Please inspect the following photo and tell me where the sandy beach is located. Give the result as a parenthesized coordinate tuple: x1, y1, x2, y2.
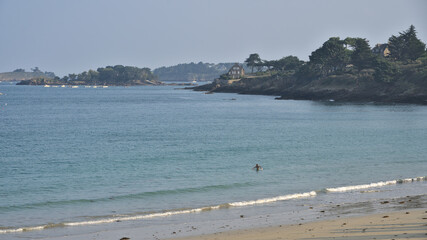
(37, 194, 426, 240)
(169, 209, 427, 240)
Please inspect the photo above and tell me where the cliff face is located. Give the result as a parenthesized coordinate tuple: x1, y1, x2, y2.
(193, 64, 427, 104)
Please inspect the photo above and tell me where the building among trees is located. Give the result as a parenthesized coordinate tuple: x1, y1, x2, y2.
(372, 43, 390, 57)
(228, 63, 245, 79)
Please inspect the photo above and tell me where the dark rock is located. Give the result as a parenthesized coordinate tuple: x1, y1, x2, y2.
(193, 68, 427, 105)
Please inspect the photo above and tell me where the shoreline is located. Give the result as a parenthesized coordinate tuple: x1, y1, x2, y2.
(191, 78, 427, 105)
(2, 178, 424, 235)
(168, 208, 427, 240)
(33, 193, 427, 240)
(193, 86, 427, 105)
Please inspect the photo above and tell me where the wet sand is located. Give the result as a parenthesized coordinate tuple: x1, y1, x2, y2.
(169, 208, 427, 240)
(38, 194, 426, 240)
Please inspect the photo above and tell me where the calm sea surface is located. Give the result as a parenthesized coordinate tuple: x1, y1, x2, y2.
(0, 83, 426, 239)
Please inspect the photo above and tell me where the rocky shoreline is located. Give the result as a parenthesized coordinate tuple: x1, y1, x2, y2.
(192, 72, 427, 105)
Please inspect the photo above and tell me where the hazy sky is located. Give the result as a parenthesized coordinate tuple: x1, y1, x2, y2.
(1, 0, 426, 76)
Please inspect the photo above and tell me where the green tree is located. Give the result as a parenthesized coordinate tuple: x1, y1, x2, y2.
(97, 67, 115, 84)
(68, 73, 77, 81)
(309, 37, 349, 75)
(61, 75, 69, 82)
(245, 53, 262, 73)
(351, 38, 375, 70)
(373, 57, 398, 83)
(87, 69, 99, 84)
(13, 68, 25, 72)
(262, 60, 275, 71)
(388, 25, 426, 61)
(344, 37, 356, 49)
(272, 56, 304, 72)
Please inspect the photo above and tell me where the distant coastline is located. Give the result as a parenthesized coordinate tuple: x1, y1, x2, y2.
(10, 65, 203, 87)
(7, 25, 427, 103)
(192, 64, 427, 105)
(0, 70, 55, 82)
(15, 80, 196, 87)
(193, 25, 427, 105)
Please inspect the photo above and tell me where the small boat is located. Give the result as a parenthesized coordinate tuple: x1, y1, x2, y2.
(71, 86, 79, 88)
(44, 85, 51, 87)
(102, 86, 108, 88)
(61, 85, 66, 87)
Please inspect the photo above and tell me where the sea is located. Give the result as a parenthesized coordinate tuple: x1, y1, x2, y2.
(0, 83, 426, 239)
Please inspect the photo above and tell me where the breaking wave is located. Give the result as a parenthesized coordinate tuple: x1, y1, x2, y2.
(325, 176, 426, 193)
(229, 191, 317, 207)
(1, 176, 425, 234)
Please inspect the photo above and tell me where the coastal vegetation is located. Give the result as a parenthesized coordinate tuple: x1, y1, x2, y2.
(12, 25, 427, 104)
(17, 65, 160, 86)
(0, 67, 55, 81)
(153, 62, 250, 82)
(195, 25, 427, 104)
(244, 53, 262, 73)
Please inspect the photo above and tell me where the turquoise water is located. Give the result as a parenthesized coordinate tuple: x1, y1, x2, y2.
(0, 84, 426, 238)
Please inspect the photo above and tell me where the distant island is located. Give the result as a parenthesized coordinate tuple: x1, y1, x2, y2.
(194, 25, 427, 104)
(0, 67, 55, 82)
(11, 63, 250, 86)
(10, 25, 427, 104)
(153, 62, 250, 82)
(16, 65, 162, 86)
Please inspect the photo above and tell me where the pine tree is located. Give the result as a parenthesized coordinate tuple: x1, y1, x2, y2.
(351, 38, 375, 70)
(245, 53, 262, 73)
(388, 25, 426, 61)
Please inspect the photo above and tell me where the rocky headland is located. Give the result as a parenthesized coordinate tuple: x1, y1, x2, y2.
(194, 26, 427, 104)
(193, 63, 427, 104)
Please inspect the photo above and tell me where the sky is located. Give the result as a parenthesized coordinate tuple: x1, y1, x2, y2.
(0, 0, 426, 77)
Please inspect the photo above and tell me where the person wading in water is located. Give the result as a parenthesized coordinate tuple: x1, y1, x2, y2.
(253, 164, 262, 171)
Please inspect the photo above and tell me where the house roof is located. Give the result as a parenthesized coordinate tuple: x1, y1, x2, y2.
(230, 63, 243, 69)
(373, 43, 389, 52)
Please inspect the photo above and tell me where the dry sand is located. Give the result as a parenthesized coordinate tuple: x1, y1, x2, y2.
(168, 209, 427, 240)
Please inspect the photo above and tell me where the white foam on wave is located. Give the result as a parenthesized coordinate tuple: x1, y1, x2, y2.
(326, 176, 426, 193)
(0, 192, 316, 233)
(65, 206, 218, 226)
(229, 191, 317, 207)
(0, 205, 225, 233)
(0, 225, 45, 234)
(326, 180, 396, 192)
(1, 176, 425, 234)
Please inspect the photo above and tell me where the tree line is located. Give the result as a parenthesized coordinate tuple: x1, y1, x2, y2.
(243, 25, 426, 82)
(12, 67, 56, 78)
(53, 65, 158, 85)
(154, 62, 234, 81)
